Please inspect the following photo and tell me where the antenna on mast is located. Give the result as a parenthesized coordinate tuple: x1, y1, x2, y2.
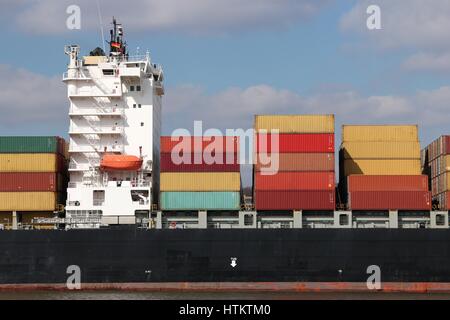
(96, 0, 106, 53)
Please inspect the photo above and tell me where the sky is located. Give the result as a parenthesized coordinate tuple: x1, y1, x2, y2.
(1, 0, 450, 184)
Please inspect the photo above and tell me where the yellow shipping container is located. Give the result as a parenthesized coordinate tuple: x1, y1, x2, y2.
(160, 173, 241, 191)
(255, 115, 334, 133)
(0, 192, 58, 212)
(342, 125, 419, 142)
(343, 159, 421, 176)
(341, 142, 421, 159)
(0, 154, 61, 172)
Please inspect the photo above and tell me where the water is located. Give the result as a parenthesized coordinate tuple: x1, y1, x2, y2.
(0, 291, 449, 300)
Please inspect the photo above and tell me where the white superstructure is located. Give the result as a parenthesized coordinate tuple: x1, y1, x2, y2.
(63, 19, 164, 227)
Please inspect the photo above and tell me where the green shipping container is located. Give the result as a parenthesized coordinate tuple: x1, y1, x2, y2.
(160, 192, 241, 211)
(0, 136, 65, 154)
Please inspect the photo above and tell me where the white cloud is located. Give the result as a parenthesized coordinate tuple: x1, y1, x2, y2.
(340, 0, 450, 73)
(0, 64, 66, 126)
(9, 0, 331, 35)
(340, 0, 450, 50)
(1, 62, 448, 142)
(163, 83, 450, 136)
(402, 52, 450, 72)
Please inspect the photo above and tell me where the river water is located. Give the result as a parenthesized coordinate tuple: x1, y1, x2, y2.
(0, 291, 449, 300)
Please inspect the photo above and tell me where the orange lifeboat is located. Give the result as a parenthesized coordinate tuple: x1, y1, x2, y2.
(100, 155, 143, 171)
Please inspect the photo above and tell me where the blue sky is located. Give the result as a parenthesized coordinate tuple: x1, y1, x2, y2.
(1, 0, 450, 151)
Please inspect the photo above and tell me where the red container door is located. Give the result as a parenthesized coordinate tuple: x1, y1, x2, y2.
(349, 191, 431, 210)
(255, 191, 335, 210)
(347, 175, 429, 192)
(0, 173, 57, 192)
(160, 153, 240, 172)
(161, 136, 239, 153)
(255, 172, 335, 191)
(256, 134, 334, 153)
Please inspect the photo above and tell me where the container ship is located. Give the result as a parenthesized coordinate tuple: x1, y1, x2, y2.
(1, 19, 450, 293)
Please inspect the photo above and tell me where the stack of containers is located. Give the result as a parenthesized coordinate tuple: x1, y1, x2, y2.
(0, 137, 68, 215)
(340, 125, 430, 210)
(253, 115, 335, 210)
(423, 135, 450, 210)
(160, 136, 241, 211)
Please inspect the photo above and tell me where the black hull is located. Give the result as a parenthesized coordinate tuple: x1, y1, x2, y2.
(1, 229, 450, 284)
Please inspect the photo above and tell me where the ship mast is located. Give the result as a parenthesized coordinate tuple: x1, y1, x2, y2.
(108, 17, 127, 61)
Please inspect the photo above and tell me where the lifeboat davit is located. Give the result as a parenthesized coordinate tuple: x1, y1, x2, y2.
(100, 155, 143, 171)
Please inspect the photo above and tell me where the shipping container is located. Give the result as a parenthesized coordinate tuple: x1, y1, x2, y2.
(160, 172, 241, 191)
(0, 136, 66, 155)
(255, 172, 335, 191)
(341, 141, 420, 159)
(161, 136, 239, 154)
(254, 190, 335, 210)
(0, 154, 66, 173)
(160, 153, 239, 172)
(255, 153, 334, 172)
(434, 191, 450, 210)
(0, 192, 63, 211)
(429, 155, 450, 178)
(348, 191, 431, 210)
(0, 173, 66, 192)
(343, 159, 421, 176)
(431, 172, 450, 195)
(254, 115, 334, 133)
(160, 192, 240, 211)
(427, 135, 450, 162)
(342, 125, 419, 142)
(256, 133, 334, 153)
(347, 175, 428, 192)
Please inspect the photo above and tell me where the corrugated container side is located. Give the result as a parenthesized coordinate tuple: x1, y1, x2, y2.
(341, 142, 420, 159)
(0, 136, 65, 154)
(431, 172, 450, 195)
(160, 136, 239, 153)
(430, 155, 450, 178)
(254, 190, 335, 210)
(433, 191, 450, 210)
(160, 153, 239, 172)
(256, 133, 334, 153)
(160, 192, 240, 210)
(348, 191, 431, 210)
(0, 154, 66, 173)
(347, 175, 428, 192)
(254, 115, 334, 133)
(255, 172, 335, 191)
(0, 192, 61, 211)
(160, 172, 241, 191)
(0, 173, 67, 192)
(343, 159, 421, 176)
(255, 153, 334, 172)
(342, 125, 419, 142)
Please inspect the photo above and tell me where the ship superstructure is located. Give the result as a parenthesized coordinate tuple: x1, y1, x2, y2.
(63, 19, 164, 227)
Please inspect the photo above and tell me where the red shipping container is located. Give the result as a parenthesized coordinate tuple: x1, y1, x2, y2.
(434, 191, 450, 210)
(160, 153, 239, 172)
(256, 133, 334, 153)
(254, 190, 335, 210)
(348, 191, 431, 210)
(255, 153, 335, 172)
(347, 175, 428, 192)
(161, 136, 239, 153)
(255, 172, 335, 191)
(0, 173, 62, 192)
